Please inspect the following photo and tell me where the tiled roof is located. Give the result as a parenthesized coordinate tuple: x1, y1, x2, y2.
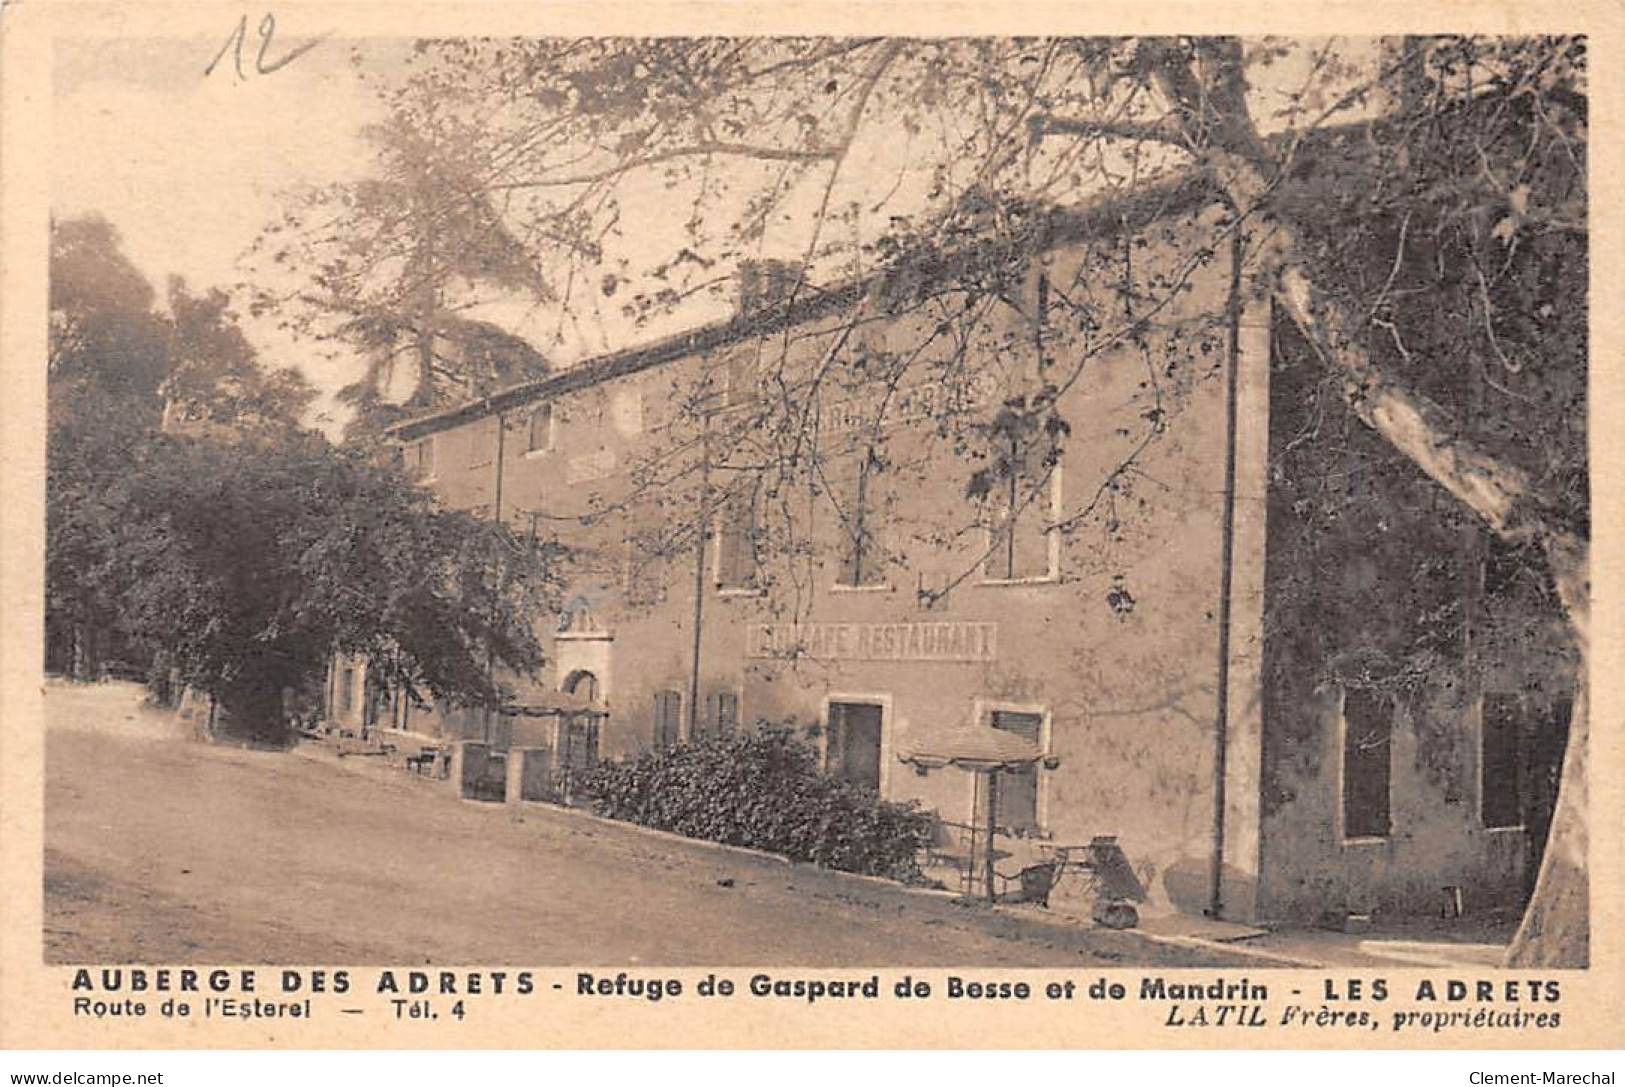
(385, 170, 1214, 442)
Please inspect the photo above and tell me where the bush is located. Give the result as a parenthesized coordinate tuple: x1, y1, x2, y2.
(569, 723, 932, 881)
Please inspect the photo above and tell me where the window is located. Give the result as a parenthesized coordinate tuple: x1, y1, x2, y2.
(612, 388, 643, 435)
(834, 461, 887, 588)
(825, 701, 883, 791)
(983, 438, 1057, 583)
(1483, 536, 1525, 599)
(694, 690, 738, 742)
(337, 667, 355, 715)
(527, 404, 554, 453)
(558, 714, 600, 771)
(1342, 689, 1392, 839)
(564, 670, 600, 704)
(653, 689, 682, 750)
(989, 710, 1043, 835)
(714, 690, 739, 736)
(1481, 694, 1525, 830)
(406, 438, 435, 481)
(1482, 535, 1554, 606)
(716, 485, 760, 592)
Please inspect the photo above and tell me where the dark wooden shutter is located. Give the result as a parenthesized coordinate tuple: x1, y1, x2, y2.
(1481, 694, 1524, 830)
(695, 693, 714, 742)
(1342, 690, 1392, 838)
(654, 690, 681, 750)
(716, 691, 739, 736)
(990, 711, 1042, 834)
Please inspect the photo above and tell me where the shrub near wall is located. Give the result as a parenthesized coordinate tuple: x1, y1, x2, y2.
(570, 724, 932, 881)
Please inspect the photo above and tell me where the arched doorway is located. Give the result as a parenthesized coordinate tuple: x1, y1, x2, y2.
(559, 670, 603, 773)
(563, 669, 600, 704)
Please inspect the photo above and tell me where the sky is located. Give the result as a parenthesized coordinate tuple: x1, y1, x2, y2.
(51, 31, 823, 428)
(52, 31, 395, 427)
(51, 34, 1377, 434)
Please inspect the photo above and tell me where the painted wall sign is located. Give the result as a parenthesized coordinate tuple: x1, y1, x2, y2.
(746, 621, 997, 662)
(819, 371, 1002, 438)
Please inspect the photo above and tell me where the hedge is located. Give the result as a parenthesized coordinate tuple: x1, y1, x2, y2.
(568, 724, 932, 881)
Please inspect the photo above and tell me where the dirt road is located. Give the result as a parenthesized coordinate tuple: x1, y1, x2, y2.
(44, 682, 1244, 966)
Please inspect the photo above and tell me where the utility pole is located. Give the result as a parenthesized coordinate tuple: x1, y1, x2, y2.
(483, 411, 507, 745)
(687, 407, 711, 742)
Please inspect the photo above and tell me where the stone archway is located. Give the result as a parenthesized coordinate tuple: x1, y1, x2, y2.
(563, 669, 600, 704)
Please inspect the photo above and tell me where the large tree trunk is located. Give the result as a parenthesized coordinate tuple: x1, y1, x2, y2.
(214, 669, 293, 747)
(1507, 531, 1591, 966)
(1507, 677, 1588, 966)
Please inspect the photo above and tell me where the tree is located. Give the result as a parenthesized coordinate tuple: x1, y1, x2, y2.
(48, 215, 171, 429)
(162, 277, 317, 436)
(246, 106, 552, 440)
(47, 216, 321, 678)
(90, 430, 560, 742)
(319, 36, 1587, 962)
(48, 214, 560, 738)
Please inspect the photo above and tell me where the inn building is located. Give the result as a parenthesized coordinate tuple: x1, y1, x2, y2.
(331, 177, 1576, 928)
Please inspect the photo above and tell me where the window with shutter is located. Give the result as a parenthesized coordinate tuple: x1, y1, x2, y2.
(406, 438, 435, 481)
(653, 690, 682, 750)
(716, 691, 739, 736)
(560, 715, 600, 770)
(716, 485, 760, 592)
(1481, 694, 1525, 830)
(989, 710, 1042, 834)
(834, 463, 887, 588)
(695, 694, 713, 742)
(983, 437, 1057, 583)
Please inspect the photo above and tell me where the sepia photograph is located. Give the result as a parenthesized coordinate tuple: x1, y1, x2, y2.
(5, 8, 1614, 1054)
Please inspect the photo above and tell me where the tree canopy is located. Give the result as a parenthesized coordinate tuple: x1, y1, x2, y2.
(47, 215, 561, 739)
(246, 109, 553, 439)
(103, 431, 559, 741)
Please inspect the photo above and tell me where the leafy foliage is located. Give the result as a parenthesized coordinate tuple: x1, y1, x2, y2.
(74, 430, 560, 739)
(247, 109, 552, 438)
(47, 216, 561, 736)
(571, 724, 932, 880)
(46, 216, 316, 677)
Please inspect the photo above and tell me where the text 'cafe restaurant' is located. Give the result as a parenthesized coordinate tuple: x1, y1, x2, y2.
(745, 622, 999, 665)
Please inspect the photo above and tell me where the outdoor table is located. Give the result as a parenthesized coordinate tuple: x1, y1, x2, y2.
(897, 722, 1059, 903)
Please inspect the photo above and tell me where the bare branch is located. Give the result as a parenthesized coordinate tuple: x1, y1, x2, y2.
(487, 141, 840, 191)
(1027, 113, 1186, 148)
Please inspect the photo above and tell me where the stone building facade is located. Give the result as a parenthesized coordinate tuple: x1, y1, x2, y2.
(335, 183, 1575, 927)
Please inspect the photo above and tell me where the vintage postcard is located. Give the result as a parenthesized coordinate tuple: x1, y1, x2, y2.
(1, 0, 1621, 1051)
